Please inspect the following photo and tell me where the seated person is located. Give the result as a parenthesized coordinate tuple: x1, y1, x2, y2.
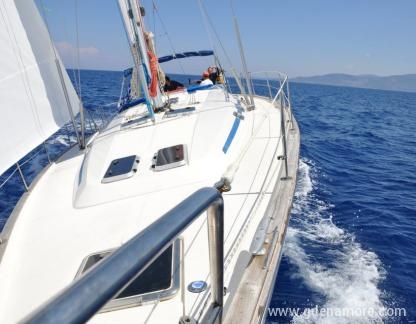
(200, 71, 214, 86)
(208, 66, 218, 84)
(164, 76, 184, 92)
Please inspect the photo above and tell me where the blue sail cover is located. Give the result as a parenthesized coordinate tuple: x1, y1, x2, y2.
(158, 50, 214, 63)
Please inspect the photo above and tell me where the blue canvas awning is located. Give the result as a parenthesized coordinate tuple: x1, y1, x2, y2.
(158, 50, 214, 63)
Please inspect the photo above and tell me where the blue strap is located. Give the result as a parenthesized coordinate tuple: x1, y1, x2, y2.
(222, 117, 241, 153)
(119, 97, 146, 112)
(142, 63, 151, 84)
(186, 84, 213, 93)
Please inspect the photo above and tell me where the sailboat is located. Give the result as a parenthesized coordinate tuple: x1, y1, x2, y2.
(0, 0, 300, 323)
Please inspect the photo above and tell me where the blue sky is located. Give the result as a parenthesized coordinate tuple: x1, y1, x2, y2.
(36, 0, 416, 77)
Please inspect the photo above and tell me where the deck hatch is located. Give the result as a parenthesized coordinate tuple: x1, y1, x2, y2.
(76, 240, 181, 311)
(153, 144, 187, 171)
(102, 155, 139, 183)
(164, 106, 195, 118)
(121, 115, 150, 128)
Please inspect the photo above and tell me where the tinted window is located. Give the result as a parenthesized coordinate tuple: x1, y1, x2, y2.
(116, 245, 173, 298)
(80, 245, 173, 299)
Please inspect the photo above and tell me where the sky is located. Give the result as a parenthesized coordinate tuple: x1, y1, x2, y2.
(36, 0, 416, 77)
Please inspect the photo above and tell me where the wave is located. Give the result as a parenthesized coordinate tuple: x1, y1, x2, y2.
(48, 134, 77, 147)
(285, 159, 386, 324)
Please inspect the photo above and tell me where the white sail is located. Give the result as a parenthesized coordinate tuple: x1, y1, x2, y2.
(0, 0, 80, 176)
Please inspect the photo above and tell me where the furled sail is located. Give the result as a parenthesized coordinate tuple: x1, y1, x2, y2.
(0, 0, 80, 176)
(117, 0, 165, 113)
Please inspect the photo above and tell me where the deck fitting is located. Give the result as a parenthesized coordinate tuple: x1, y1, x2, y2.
(214, 178, 231, 193)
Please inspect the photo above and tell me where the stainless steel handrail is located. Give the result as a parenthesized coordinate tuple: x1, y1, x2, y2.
(249, 71, 293, 179)
(24, 187, 224, 324)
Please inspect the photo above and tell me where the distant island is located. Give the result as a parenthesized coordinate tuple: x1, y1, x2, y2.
(292, 73, 416, 93)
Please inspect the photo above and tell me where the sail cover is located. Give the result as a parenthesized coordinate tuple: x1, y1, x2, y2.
(0, 0, 80, 176)
(158, 50, 214, 63)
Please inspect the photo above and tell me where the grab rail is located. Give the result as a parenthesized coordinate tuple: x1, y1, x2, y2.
(24, 187, 224, 324)
(250, 71, 293, 179)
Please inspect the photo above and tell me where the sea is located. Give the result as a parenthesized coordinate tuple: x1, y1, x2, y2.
(0, 70, 415, 324)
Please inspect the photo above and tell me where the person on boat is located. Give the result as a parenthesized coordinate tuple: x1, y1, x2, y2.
(200, 71, 214, 86)
(208, 66, 218, 84)
(164, 76, 184, 92)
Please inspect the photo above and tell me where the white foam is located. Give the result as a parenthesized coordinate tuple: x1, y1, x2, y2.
(295, 159, 314, 199)
(49, 134, 76, 146)
(284, 159, 386, 324)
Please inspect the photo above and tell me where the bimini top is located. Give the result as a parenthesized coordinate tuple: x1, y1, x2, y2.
(158, 50, 214, 63)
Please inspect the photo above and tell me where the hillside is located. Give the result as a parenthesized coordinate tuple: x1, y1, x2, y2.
(292, 73, 416, 93)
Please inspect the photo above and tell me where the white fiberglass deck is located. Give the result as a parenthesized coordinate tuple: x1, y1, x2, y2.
(0, 86, 295, 323)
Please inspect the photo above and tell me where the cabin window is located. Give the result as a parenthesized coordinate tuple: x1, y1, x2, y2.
(152, 144, 188, 171)
(101, 155, 140, 183)
(76, 240, 180, 311)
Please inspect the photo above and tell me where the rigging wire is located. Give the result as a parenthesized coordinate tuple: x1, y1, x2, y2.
(151, 0, 186, 74)
(196, 0, 235, 71)
(72, 0, 85, 148)
(229, 0, 255, 106)
(196, 0, 215, 56)
(39, 1, 80, 97)
(38, 0, 84, 147)
(74, 0, 82, 101)
(195, 0, 247, 96)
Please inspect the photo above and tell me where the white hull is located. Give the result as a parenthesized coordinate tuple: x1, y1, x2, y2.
(0, 85, 299, 323)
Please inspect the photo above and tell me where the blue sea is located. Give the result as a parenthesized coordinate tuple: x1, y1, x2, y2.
(0, 71, 415, 323)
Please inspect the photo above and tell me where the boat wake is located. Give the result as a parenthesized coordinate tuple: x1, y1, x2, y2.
(48, 134, 76, 147)
(285, 159, 386, 324)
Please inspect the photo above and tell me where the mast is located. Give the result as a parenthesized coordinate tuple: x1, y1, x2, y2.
(132, 2, 165, 110)
(117, 0, 165, 121)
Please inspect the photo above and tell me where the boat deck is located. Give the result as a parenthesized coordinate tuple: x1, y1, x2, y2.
(0, 85, 299, 323)
(224, 118, 300, 323)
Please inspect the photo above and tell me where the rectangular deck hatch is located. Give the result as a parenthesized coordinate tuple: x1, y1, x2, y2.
(153, 144, 187, 171)
(76, 240, 180, 311)
(164, 106, 195, 118)
(102, 155, 139, 183)
(121, 115, 150, 128)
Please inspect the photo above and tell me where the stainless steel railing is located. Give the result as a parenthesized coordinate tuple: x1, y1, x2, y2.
(250, 71, 293, 179)
(250, 71, 292, 110)
(24, 187, 224, 324)
(0, 102, 118, 234)
(0, 103, 117, 215)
